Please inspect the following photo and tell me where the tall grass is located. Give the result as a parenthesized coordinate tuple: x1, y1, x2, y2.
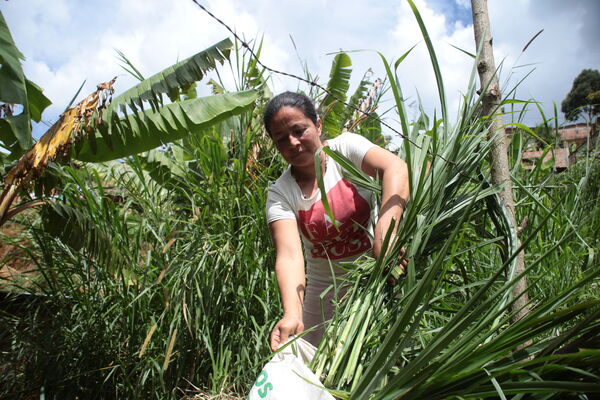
(1, 150, 274, 399)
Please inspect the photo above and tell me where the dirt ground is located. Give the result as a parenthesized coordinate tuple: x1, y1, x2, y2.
(184, 393, 244, 400)
(0, 222, 37, 289)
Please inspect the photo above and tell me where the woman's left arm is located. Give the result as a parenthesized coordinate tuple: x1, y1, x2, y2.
(361, 146, 409, 258)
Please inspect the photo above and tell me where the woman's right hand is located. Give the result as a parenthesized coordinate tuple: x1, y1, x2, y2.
(270, 314, 304, 352)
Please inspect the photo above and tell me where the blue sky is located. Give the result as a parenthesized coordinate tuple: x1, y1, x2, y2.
(2, 0, 599, 141)
(427, 0, 472, 31)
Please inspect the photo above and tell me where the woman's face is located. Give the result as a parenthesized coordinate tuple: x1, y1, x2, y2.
(268, 106, 323, 170)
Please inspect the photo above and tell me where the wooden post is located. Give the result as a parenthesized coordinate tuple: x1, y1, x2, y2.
(471, 0, 531, 323)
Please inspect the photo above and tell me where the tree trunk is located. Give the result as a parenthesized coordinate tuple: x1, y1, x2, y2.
(471, 0, 531, 323)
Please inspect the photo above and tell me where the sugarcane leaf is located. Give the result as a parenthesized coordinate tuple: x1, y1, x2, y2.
(394, 43, 418, 70)
(64, 79, 86, 112)
(315, 146, 338, 230)
(115, 48, 145, 82)
(352, 188, 483, 399)
(377, 51, 413, 185)
(321, 146, 380, 194)
(406, 0, 448, 126)
(449, 43, 476, 59)
(508, 122, 550, 147)
(401, 237, 597, 397)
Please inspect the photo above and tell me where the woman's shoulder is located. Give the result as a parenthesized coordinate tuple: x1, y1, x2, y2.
(327, 132, 376, 154)
(327, 132, 369, 148)
(325, 132, 377, 168)
(326, 131, 351, 146)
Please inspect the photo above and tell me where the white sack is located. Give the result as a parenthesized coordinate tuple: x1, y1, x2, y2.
(248, 337, 334, 400)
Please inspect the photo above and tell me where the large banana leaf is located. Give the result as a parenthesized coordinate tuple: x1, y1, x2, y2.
(135, 148, 188, 191)
(0, 11, 26, 106)
(320, 53, 352, 137)
(0, 11, 51, 159)
(74, 89, 259, 162)
(340, 75, 369, 127)
(320, 54, 385, 144)
(104, 38, 233, 120)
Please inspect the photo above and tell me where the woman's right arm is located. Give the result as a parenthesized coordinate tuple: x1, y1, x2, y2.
(269, 219, 306, 351)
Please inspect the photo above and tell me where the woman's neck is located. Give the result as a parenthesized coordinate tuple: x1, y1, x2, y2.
(291, 140, 328, 181)
(291, 164, 316, 182)
(292, 152, 327, 183)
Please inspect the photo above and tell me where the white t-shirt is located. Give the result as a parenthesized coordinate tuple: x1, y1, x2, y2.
(266, 132, 378, 344)
(266, 132, 377, 286)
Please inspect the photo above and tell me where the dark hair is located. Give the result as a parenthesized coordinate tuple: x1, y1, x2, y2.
(263, 91, 318, 135)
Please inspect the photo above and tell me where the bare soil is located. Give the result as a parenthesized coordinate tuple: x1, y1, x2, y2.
(0, 222, 37, 290)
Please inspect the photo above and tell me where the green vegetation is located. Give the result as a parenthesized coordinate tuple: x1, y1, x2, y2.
(1, 3, 599, 400)
(561, 68, 600, 122)
(0, 12, 51, 162)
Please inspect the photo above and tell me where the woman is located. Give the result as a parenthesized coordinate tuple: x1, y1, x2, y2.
(264, 91, 409, 351)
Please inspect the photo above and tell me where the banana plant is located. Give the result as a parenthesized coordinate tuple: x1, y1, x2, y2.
(0, 33, 260, 226)
(318, 52, 386, 145)
(119, 37, 272, 196)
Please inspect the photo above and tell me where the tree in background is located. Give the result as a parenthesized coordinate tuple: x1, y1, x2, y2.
(587, 89, 600, 118)
(561, 68, 600, 122)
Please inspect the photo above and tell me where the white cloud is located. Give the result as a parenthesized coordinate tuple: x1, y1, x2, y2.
(486, 0, 600, 124)
(2, 0, 598, 139)
(383, 0, 474, 126)
(2, 0, 291, 136)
